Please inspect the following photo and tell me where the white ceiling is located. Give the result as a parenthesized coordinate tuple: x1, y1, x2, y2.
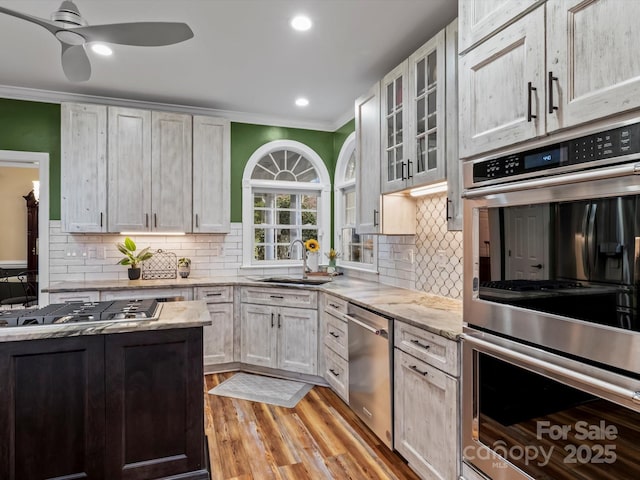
(0, 0, 457, 131)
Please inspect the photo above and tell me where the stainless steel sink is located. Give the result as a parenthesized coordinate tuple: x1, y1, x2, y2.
(257, 276, 332, 286)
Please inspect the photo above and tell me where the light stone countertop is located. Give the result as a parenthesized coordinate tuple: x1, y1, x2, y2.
(46, 275, 463, 340)
(0, 300, 211, 343)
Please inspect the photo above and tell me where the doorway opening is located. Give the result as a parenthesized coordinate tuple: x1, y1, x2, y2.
(0, 150, 50, 306)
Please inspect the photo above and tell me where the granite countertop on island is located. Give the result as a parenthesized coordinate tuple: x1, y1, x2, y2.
(0, 300, 212, 343)
(46, 275, 463, 340)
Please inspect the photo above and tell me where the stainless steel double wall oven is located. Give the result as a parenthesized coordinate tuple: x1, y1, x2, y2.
(462, 119, 640, 480)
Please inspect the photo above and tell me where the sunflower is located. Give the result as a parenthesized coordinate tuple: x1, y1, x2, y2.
(304, 239, 320, 252)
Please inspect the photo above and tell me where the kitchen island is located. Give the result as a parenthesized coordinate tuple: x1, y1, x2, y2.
(0, 301, 211, 480)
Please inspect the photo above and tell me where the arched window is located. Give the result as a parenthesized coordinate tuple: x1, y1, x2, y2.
(242, 140, 331, 266)
(334, 132, 377, 271)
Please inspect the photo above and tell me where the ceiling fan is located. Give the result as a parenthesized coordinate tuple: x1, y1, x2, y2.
(0, 1, 194, 82)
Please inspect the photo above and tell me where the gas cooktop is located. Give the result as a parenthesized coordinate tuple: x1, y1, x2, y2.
(0, 299, 161, 328)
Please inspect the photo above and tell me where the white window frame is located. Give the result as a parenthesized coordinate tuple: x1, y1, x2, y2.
(242, 140, 331, 267)
(334, 132, 378, 272)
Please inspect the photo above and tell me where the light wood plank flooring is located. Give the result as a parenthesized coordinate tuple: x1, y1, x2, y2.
(204, 372, 420, 480)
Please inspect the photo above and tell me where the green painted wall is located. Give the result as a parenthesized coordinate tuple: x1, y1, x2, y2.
(230, 122, 335, 222)
(0, 99, 61, 219)
(332, 118, 356, 166)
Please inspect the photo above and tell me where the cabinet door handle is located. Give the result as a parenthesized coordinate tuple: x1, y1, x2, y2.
(407, 159, 413, 179)
(277, 313, 281, 328)
(373, 209, 379, 227)
(401, 161, 406, 181)
(446, 197, 452, 221)
(270, 295, 284, 299)
(527, 82, 537, 122)
(154, 213, 157, 228)
(548, 71, 559, 114)
(145, 213, 149, 228)
(329, 368, 340, 377)
(329, 331, 340, 338)
(410, 339, 431, 350)
(409, 365, 428, 376)
(100, 212, 103, 228)
(271, 312, 274, 328)
(195, 213, 199, 228)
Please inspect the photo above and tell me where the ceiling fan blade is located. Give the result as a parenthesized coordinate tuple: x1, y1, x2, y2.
(0, 6, 59, 35)
(61, 43, 91, 82)
(74, 22, 194, 47)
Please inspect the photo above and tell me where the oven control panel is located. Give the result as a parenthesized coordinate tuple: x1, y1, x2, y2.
(473, 123, 640, 182)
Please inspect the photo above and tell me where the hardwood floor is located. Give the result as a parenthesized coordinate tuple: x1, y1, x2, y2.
(204, 373, 420, 480)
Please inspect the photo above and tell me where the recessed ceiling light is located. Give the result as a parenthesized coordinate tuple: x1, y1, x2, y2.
(291, 15, 312, 32)
(91, 43, 113, 56)
(295, 97, 309, 107)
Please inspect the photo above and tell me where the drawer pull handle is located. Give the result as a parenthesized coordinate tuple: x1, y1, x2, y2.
(329, 331, 340, 338)
(409, 365, 428, 376)
(206, 293, 223, 297)
(329, 368, 340, 377)
(410, 339, 431, 350)
(329, 303, 341, 309)
(270, 295, 284, 299)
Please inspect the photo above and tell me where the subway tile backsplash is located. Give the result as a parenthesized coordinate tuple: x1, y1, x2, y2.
(49, 193, 463, 300)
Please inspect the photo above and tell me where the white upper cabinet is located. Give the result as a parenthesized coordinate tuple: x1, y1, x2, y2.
(546, 0, 640, 131)
(381, 30, 446, 194)
(381, 61, 409, 193)
(355, 82, 382, 234)
(459, 0, 541, 53)
(61, 103, 107, 232)
(108, 108, 192, 233)
(107, 107, 152, 232)
(192, 116, 230, 233)
(460, 0, 640, 158)
(459, 7, 546, 158)
(151, 111, 192, 232)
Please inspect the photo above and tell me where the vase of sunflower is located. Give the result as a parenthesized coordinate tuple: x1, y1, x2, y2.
(326, 248, 341, 269)
(304, 239, 320, 272)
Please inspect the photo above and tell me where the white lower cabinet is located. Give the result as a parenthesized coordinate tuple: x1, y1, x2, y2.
(394, 320, 460, 480)
(240, 301, 318, 375)
(319, 293, 349, 402)
(195, 286, 234, 366)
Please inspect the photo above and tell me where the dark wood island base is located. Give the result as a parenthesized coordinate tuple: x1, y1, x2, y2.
(0, 327, 209, 480)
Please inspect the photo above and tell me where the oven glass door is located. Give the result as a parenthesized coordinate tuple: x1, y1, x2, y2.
(463, 333, 640, 480)
(475, 194, 639, 332)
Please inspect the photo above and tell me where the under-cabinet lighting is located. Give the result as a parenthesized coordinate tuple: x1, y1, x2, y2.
(120, 232, 186, 236)
(409, 181, 448, 197)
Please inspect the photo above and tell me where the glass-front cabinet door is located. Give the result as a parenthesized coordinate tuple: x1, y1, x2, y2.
(409, 29, 446, 186)
(381, 61, 409, 194)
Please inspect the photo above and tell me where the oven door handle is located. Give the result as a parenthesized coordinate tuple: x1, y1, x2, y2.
(463, 334, 640, 405)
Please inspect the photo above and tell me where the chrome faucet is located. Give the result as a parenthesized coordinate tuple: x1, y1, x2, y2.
(289, 239, 308, 279)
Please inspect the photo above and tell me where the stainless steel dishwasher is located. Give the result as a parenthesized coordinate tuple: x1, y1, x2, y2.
(346, 303, 393, 449)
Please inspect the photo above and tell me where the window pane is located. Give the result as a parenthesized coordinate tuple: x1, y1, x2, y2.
(427, 51, 437, 87)
(416, 97, 425, 134)
(276, 229, 292, 244)
(428, 134, 438, 170)
(387, 83, 394, 115)
(277, 210, 293, 225)
(301, 194, 317, 210)
(395, 111, 403, 145)
(254, 245, 265, 261)
(276, 245, 290, 260)
(417, 137, 426, 173)
(302, 229, 318, 242)
(416, 58, 426, 96)
(388, 150, 394, 180)
(302, 212, 316, 225)
(428, 91, 436, 117)
(345, 152, 356, 181)
(387, 116, 394, 146)
(395, 76, 403, 108)
(254, 210, 269, 224)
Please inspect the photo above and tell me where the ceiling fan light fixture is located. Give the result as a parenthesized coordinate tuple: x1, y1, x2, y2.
(291, 15, 312, 32)
(55, 29, 85, 45)
(91, 43, 113, 56)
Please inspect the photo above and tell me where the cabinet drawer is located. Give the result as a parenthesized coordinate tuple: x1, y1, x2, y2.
(394, 321, 459, 377)
(241, 286, 317, 309)
(323, 346, 348, 403)
(195, 286, 233, 303)
(323, 294, 348, 315)
(49, 291, 100, 303)
(323, 312, 348, 359)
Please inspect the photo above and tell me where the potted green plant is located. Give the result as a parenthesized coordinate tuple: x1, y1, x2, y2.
(177, 257, 191, 278)
(116, 237, 153, 280)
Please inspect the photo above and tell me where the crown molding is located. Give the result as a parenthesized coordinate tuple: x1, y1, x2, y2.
(330, 107, 355, 132)
(0, 84, 339, 132)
